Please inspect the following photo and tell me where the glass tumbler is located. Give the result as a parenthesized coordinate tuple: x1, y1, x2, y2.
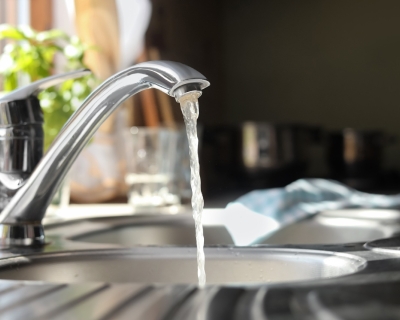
(123, 127, 179, 207)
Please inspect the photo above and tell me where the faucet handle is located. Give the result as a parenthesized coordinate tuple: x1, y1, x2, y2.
(0, 69, 92, 215)
(0, 69, 91, 103)
(0, 69, 91, 126)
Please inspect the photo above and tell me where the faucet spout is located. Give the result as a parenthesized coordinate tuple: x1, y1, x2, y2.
(0, 61, 209, 244)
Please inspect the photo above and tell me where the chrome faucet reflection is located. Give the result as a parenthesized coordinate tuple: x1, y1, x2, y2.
(0, 61, 209, 246)
(0, 70, 91, 211)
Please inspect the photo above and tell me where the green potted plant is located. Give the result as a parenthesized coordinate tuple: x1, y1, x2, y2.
(0, 24, 97, 206)
(0, 24, 96, 150)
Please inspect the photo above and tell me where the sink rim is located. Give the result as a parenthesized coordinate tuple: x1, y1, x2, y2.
(0, 246, 368, 287)
(321, 209, 400, 221)
(0, 246, 369, 260)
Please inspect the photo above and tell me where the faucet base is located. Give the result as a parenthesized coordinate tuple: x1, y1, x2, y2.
(0, 224, 45, 247)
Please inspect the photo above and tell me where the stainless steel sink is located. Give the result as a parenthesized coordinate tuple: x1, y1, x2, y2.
(46, 210, 398, 247)
(45, 208, 239, 247)
(70, 220, 233, 246)
(0, 247, 366, 285)
(46, 209, 400, 247)
(260, 216, 396, 245)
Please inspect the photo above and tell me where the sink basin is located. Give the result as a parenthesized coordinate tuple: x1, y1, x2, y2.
(70, 220, 233, 246)
(49, 212, 396, 247)
(259, 216, 395, 245)
(0, 247, 365, 285)
(44, 207, 400, 250)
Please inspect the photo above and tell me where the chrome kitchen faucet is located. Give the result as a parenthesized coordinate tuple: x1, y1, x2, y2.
(0, 61, 209, 246)
(0, 70, 90, 212)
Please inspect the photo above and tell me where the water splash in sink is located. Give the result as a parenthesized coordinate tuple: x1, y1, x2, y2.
(179, 92, 206, 287)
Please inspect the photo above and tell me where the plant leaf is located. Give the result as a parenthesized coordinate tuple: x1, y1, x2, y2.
(36, 29, 68, 42)
(19, 25, 36, 39)
(0, 24, 26, 40)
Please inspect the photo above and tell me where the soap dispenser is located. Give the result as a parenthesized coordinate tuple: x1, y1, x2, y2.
(0, 70, 91, 211)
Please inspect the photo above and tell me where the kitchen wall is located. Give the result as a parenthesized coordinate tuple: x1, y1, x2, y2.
(221, 0, 400, 171)
(51, 0, 400, 173)
(146, 0, 224, 125)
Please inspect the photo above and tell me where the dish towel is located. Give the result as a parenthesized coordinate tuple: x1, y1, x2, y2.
(224, 178, 400, 245)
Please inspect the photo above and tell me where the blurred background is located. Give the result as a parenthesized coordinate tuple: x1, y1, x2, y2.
(2, 0, 400, 207)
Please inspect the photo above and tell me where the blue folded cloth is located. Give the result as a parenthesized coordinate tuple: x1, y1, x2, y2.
(228, 178, 400, 235)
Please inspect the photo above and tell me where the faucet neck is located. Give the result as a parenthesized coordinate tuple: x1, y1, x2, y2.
(0, 61, 209, 231)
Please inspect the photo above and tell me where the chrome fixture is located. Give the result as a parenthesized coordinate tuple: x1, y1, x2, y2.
(0, 70, 90, 212)
(0, 61, 209, 247)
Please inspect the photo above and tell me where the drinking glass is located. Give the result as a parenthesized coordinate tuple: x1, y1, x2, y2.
(123, 127, 179, 207)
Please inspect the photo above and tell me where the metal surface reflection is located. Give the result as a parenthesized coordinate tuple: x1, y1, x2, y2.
(0, 61, 209, 246)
